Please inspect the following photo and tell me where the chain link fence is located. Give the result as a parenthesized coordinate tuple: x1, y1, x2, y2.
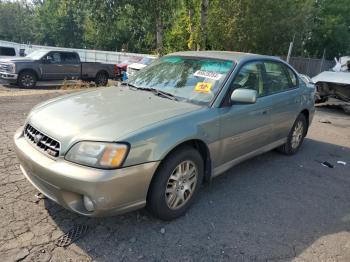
(287, 57, 335, 77)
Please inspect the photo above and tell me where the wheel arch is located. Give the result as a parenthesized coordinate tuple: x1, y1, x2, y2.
(18, 69, 39, 80)
(300, 108, 309, 130)
(149, 139, 212, 192)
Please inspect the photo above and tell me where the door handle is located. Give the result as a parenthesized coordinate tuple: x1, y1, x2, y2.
(262, 110, 268, 115)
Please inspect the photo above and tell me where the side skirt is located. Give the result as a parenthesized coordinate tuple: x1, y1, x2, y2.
(212, 138, 287, 177)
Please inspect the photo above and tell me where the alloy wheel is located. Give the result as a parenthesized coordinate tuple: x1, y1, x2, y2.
(21, 74, 34, 88)
(165, 160, 198, 210)
(291, 121, 304, 149)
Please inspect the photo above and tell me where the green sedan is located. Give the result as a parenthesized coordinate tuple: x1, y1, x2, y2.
(14, 51, 315, 220)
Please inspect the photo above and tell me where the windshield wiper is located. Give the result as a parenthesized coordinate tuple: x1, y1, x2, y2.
(121, 82, 178, 101)
(141, 87, 179, 101)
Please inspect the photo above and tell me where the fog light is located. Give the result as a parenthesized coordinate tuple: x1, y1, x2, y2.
(83, 195, 94, 212)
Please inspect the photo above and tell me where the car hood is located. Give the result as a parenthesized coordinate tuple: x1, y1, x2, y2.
(312, 71, 350, 85)
(28, 86, 201, 152)
(0, 57, 34, 63)
(129, 63, 147, 70)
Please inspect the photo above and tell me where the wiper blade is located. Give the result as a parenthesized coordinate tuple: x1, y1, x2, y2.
(121, 83, 178, 101)
(136, 87, 178, 101)
(152, 89, 178, 101)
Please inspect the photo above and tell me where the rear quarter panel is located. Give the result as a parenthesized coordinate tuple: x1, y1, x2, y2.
(81, 62, 114, 79)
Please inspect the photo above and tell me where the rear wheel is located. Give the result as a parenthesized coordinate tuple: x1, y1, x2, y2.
(18, 71, 37, 88)
(277, 114, 307, 155)
(147, 146, 204, 220)
(94, 71, 108, 86)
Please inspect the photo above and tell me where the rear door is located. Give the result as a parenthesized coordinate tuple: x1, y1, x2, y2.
(218, 61, 274, 166)
(61, 52, 80, 79)
(262, 61, 301, 141)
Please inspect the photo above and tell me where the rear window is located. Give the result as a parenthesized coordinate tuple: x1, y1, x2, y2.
(0, 47, 16, 56)
(62, 52, 79, 63)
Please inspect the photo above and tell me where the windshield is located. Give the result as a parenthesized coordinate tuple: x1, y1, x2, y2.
(128, 56, 234, 105)
(26, 50, 48, 60)
(139, 57, 154, 65)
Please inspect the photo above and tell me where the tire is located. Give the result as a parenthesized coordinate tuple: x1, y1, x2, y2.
(94, 71, 108, 86)
(277, 114, 307, 155)
(18, 71, 37, 88)
(147, 146, 204, 221)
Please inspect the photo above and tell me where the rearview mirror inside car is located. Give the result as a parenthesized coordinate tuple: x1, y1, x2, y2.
(231, 88, 257, 104)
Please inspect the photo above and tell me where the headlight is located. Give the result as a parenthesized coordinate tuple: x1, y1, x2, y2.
(65, 142, 129, 169)
(7, 63, 15, 73)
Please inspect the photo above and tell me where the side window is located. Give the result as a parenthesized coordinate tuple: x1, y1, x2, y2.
(62, 53, 79, 64)
(263, 61, 292, 94)
(0, 47, 16, 56)
(47, 52, 62, 64)
(232, 62, 265, 97)
(286, 67, 297, 87)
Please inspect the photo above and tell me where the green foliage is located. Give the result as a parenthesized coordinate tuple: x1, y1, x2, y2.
(0, 0, 349, 58)
(305, 0, 350, 59)
(0, 0, 35, 43)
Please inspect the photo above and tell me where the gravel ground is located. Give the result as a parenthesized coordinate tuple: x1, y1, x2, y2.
(0, 86, 349, 262)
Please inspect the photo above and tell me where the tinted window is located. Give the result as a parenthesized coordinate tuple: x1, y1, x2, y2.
(263, 62, 292, 94)
(62, 52, 79, 63)
(47, 52, 62, 63)
(0, 47, 16, 56)
(232, 62, 265, 97)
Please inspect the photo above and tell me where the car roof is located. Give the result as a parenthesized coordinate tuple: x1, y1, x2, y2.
(167, 51, 280, 64)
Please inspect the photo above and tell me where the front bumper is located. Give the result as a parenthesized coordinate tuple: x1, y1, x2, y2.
(14, 128, 160, 217)
(0, 71, 18, 83)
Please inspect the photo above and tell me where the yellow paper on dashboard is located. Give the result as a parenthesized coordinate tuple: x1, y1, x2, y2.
(194, 82, 212, 93)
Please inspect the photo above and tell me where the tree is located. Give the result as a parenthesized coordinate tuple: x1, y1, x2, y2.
(305, 0, 350, 59)
(199, 0, 208, 50)
(34, 0, 86, 48)
(0, 0, 35, 43)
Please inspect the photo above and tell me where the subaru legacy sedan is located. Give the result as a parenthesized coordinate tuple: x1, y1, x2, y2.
(14, 51, 315, 220)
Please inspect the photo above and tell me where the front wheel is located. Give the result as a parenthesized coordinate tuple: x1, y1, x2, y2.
(18, 71, 37, 88)
(94, 71, 108, 86)
(147, 146, 204, 220)
(277, 114, 307, 155)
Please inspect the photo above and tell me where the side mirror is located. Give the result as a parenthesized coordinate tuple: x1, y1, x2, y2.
(231, 88, 257, 104)
(42, 56, 52, 63)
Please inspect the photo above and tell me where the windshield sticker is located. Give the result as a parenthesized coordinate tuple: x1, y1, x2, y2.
(194, 82, 213, 93)
(194, 70, 223, 81)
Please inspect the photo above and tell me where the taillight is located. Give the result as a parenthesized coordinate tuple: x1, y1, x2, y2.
(114, 64, 118, 76)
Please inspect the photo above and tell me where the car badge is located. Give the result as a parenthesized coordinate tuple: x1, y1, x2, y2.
(34, 134, 43, 144)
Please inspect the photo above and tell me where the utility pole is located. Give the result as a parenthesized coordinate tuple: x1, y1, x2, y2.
(319, 48, 326, 73)
(286, 33, 296, 63)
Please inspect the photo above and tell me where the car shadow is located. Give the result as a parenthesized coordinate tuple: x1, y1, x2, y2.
(44, 137, 350, 261)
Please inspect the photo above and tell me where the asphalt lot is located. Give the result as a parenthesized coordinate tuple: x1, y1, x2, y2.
(0, 84, 349, 262)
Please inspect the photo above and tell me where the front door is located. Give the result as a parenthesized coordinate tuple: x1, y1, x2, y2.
(217, 61, 273, 169)
(41, 52, 66, 80)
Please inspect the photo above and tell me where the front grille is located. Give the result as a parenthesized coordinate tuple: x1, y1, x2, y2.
(24, 124, 60, 157)
(0, 63, 10, 72)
